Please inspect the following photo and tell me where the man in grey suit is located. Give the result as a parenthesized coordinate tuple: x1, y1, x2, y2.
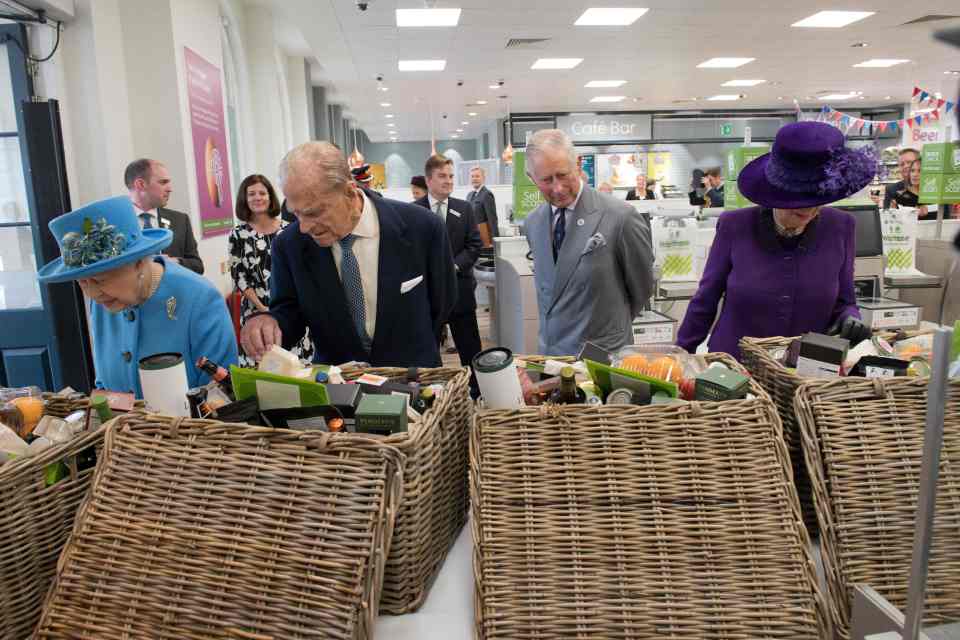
(467, 166, 499, 246)
(524, 129, 654, 356)
(124, 158, 205, 274)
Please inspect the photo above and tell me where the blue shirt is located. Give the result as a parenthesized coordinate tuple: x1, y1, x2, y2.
(89, 257, 239, 397)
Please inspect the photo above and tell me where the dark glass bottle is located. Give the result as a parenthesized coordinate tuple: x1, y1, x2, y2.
(549, 366, 586, 405)
(421, 387, 436, 411)
(196, 356, 235, 400)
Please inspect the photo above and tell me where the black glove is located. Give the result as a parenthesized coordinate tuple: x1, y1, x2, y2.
(827, 316, 872, 347)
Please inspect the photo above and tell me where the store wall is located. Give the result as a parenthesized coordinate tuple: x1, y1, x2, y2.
(358, 136, 480, 187)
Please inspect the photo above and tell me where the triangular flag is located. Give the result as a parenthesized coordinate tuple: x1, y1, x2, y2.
(933, 109, 940, 120)
(947, 102, 955, 114)
(923, 113, 931, 124)
(907, 118, 914, 129)
(821, 106, 829, 113)
(920, 91, 929, 102)
(938, 99, 946, 108)
(891, 121, 899, 132)
(833, 110, 843, 121)
(913, 87, 921, 97)
(916, 115, 923, 125)
(878, 121, 888, 133)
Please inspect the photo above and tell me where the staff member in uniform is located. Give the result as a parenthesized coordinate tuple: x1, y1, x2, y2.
(37, 196, 238, 397)
(241, 142, 457, 367)
(678, 121, 874, 360)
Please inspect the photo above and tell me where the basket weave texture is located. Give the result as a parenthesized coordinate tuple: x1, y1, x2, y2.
(0, 420, 103, 640)
(339, 365, 473, 614)
(34, 414, 404, 640)
(471, 353, 828, 639)
(795, 377, 960, 640)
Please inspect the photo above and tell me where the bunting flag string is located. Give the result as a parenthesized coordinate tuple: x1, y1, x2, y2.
(816, 85, 957, 135)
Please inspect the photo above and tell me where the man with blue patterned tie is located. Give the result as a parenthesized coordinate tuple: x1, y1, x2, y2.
(240, 142, 457, 367)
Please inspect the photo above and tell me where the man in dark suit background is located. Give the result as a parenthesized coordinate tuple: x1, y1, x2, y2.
(467, 166, 499, 247)
(416, 155, 483, 389)
(124, 159, 204, 274)
(241, 142, 457, 367)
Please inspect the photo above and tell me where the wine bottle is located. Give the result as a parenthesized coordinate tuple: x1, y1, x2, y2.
(548, 366, 586, 405)
(196, 356, 235, 400)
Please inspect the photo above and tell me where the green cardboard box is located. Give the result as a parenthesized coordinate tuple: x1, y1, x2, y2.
(723, 181, 758, 209)
(920, 142, 960, 174)
(356, 394, 408, 435)
(726, 145, 770, 178)
(918, 172, 960, 205)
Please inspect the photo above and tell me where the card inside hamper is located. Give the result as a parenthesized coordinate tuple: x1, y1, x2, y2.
(33, 418, 402, 640)
(472, 404, 828, 639)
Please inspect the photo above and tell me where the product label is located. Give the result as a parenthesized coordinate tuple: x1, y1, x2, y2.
(865, 366, 897, 378)
(795, 356, 841, 379)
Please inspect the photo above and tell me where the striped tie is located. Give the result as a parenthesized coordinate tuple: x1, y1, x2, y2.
(338, 234, 371, 352)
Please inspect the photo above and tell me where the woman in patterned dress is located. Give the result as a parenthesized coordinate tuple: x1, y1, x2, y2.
(228, 174, 313, 367)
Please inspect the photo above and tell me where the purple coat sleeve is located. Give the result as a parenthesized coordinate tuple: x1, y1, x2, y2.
(676, 215, 734, 353)
(829, 213, 861, 324)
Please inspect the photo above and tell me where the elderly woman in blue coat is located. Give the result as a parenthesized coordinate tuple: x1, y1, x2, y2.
(38, 196, 238, 397)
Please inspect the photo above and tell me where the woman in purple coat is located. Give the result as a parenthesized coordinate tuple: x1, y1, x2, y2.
(678, 121, 877, 360)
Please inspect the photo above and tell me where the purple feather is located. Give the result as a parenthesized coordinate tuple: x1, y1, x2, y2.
(818, 145, 879, 195)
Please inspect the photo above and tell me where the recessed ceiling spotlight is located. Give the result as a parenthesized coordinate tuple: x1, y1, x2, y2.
(792, 11, 874, 28)
(385, 114, 394, 118)
(379, 87, 389, 92)
(945, 70, 960, 75)
(395, 8, 462, 27)
(380, 102, 391, 107)
(853, 59, 910, 68)
(488, 84, 500, 89)
(456, 128, 464, 132)
(468, 112, 478, 116)
(476, 100, 488, 105)
(697, 57, 755, 69)
(461, 121, 469, 125)
(531, 58, 584, 70)
(777, 96, 785, 100)
(884, 95, 893, 99)
(451, 134, 460, 138)
(575, 7, 649, 26)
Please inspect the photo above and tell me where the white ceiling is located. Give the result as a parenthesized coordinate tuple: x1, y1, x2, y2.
(264, 0, 960, 143)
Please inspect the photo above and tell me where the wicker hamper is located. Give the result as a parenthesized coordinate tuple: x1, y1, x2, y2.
(339, 365, 473, 614)
(33, 413, 404, 640)
(471, 354, 829, 639)
(795, 377, 960, 639)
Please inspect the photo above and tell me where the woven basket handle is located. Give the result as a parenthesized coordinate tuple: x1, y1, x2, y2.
(871, 378, 896, 401)
(168, 417, 186, 438)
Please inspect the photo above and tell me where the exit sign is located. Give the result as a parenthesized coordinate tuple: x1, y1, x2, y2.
(720, 123, 734, 137)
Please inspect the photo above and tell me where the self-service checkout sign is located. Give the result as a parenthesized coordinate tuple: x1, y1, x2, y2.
(652, 218, 697, 281)
(880, 209, 918, 275)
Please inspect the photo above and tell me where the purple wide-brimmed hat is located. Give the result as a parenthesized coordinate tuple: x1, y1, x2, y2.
(738, 121, 879, 209)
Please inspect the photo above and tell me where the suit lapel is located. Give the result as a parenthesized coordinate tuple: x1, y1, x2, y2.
(550, 187, 605, 311)
(373, 198, 411, 350)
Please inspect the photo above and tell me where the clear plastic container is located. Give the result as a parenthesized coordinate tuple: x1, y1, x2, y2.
(612, 345, 706, 384)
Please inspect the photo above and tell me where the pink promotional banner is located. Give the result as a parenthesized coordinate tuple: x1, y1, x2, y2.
(184, 47, 233, 238)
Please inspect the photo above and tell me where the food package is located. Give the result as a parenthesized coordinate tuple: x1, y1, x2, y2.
(0, 423, 29, 463)
(893, 334, 934, 363)
(0, 386, 46, 439)
(33, 416, 75, 444)
(613, 345, 704, 384)
(258, 345, 304, 377)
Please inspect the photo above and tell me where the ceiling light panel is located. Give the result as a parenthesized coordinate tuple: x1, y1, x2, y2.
(792, 11, 874, 28)
(589, 96, 626, 102)
(818, 92, 858, 100)
(853, 59, 910, 68)
(722, 79, 765, 87)
(380, 102, 391, 107)
(398, 59, 447, 71)
(707, 94, 742, 101)
(575, 7, 649, 26)
(585, 80, 627, 88)
(532, 58, 584, 70)
(697, 57, 755, 68)
(395, 9, 462, 27)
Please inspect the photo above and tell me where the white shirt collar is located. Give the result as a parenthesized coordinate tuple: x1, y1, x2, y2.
(552, 180, 584, 215)
(349, 191, 379, 239)
(133, 203, 158, 218)
(427, 193, 449, 210)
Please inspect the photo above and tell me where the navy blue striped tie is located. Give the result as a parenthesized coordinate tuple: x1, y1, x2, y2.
(338, 234, 371, 352)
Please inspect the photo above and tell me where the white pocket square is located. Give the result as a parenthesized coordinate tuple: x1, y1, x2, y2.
(400, 275, 424, 294)
(582, 232, 607, 255)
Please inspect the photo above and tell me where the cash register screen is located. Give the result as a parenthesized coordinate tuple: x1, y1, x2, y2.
(837, 205, 883, 257)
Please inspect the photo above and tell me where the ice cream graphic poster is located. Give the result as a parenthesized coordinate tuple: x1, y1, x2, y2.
(185, 47, 233, 238)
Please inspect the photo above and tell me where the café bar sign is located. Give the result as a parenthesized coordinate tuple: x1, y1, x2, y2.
(556, 113, 652, 143)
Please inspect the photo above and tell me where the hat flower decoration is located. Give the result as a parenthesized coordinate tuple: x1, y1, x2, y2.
(61, 217, 128, 268)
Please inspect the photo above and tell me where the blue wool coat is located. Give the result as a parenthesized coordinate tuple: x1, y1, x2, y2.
(89, 257, 238, 397)
(677, 206, 860, 360)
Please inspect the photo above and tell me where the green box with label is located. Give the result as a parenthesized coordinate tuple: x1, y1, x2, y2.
(918, 172, 960, 205)
(723, 181, 758, 209)
(726, 145, 770, 178)
(920, 142, 960, 174)
(356, 394, 408, 435)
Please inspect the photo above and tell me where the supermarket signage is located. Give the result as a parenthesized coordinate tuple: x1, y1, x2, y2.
(720, 123, 734, 137)
(557, 114, 652, 143)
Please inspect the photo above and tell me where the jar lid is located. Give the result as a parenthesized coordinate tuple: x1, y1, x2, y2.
(138, 352, 184, 370)
(473, 347, 514, 374)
